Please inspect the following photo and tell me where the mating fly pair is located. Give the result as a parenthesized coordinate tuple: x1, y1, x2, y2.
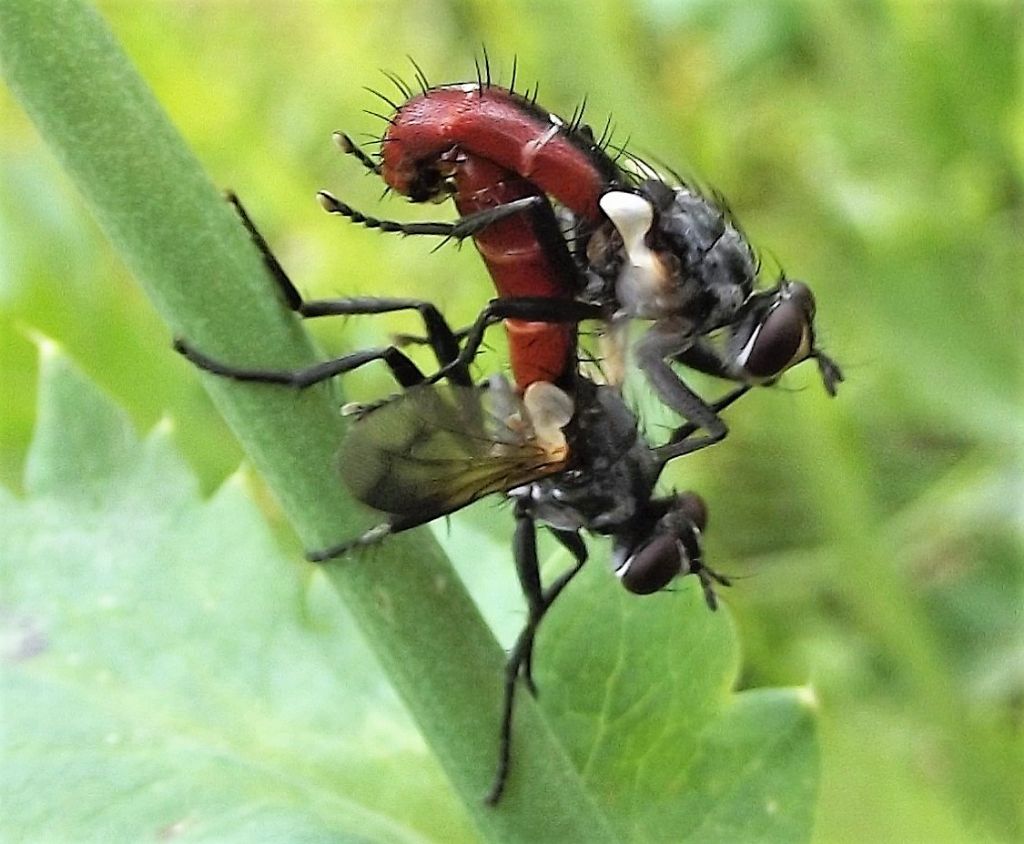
(176, 193, 735, 805)
(323, 66, 843, 443)
(175, 63, 842, 804)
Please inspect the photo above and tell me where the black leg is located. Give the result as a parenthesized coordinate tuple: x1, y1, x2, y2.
(653, 385, 750, 464)
(181, 194, 479, 390)
(634, 324, 735, 457)
(318, 190, 545, 243)
(522, 529, 588, 692)
(486, 511, 588, 806)
(287, 297, 469, 386)
(347, 296, 604, 418)
(175, 293, 472, 390)
(226, 191, 303, 311)
(227, 191, 471, 384)
(174, 338, 430, 391)
(423, 297, 604, 390)
(333, 132, 382, 175)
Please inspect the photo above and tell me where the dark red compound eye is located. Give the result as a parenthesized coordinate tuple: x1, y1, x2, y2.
(617, 534, 683, 595)
(743, 300, 805, 378)
(740, 283, 816, 379)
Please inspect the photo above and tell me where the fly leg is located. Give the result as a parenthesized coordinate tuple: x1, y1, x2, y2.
(318, 190, 545, 247)
(225, 190, 303, 311)
(522, 529, 589, 692)
(173, 299, 469, 390)
(173, 337, 434, 389)
(487, 510, 587, 805)
(653, 385, 750, 464)
(232, 189, 470, 383)
(345, 296, 603, 418)
(333, 132, 381, 175)
(175, 195, 491, 563)
(175, 194, 475, 388)
(203, 291, 591, 400)
(633, 321, 739, 458)
(425, 297, 604, 388)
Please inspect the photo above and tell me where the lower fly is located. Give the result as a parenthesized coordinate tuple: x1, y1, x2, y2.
(173, 192, 735, 804)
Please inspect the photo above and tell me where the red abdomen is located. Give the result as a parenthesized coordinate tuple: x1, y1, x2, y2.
(381, 85, 616, 222)
(455, 154, 575, 390)
(379, 85, 620, 389)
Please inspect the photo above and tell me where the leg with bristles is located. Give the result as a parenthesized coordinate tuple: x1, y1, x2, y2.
(226, 190, 303, 310)
(333, 131, 382, 175)
(230, 191, 473, 378)
(318, 190, 544, 243)
(182, 192, 481, 388)
(425, 297, 603, 389)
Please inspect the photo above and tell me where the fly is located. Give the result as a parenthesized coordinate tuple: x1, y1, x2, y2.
(321, 67, 842, 453)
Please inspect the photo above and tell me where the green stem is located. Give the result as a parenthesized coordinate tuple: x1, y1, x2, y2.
(0, 1, 615, 838)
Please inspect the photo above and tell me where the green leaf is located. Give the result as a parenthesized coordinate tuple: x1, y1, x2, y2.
(2, 348, 818, 842)
(536, 559, 818, 842)
(2, 346, 477, 842)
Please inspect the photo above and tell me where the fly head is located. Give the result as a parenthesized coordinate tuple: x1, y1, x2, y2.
(729, 278, 843, 394)
(611, 491, 725, 607)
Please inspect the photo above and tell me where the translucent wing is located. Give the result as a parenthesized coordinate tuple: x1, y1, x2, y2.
(339, 379, 572, 528)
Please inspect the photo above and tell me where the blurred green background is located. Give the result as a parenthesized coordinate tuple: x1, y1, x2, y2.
(2, 1, 1021, 841)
